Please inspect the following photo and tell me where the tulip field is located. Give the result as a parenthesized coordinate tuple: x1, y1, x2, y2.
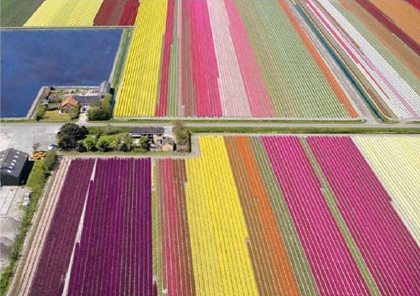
(114, 0, 358, 118)
(14, 135, 420, 296)
(298, 0, 420, 120)
(2, 0, 139, 27)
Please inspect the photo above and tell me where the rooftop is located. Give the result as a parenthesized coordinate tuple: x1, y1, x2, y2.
(0, 149, 29, 178)
(129, 126, 165, 135)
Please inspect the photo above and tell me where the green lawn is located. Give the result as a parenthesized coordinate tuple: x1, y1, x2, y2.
(42, 110, 72, 122)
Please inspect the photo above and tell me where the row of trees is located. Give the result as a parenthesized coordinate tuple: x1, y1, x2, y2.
(56, 123, 148, 153)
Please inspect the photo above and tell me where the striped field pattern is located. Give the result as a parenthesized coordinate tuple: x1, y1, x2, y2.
(16, 136, 420, 296)
(4, 0, 140, 27)
(114, 0, 358, 118)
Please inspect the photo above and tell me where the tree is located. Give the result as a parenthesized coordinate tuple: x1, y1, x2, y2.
(32, 142, 41, 152)
(43, 151, 57, 171)
(139, 136, 149, 150)
(96, 136, 110, 152)
(35, 105, 46, 121)
(173, 122, 190, 145)
(69, 105, 81, 120)
(56, 123, 88, 150)
(82, 135, 97, 151)
(119, 133, 133, 150)
(86, 94, 113, 121)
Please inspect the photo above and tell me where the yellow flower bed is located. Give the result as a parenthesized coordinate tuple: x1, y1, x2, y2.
(24, 0, 103, 27)
(114, 0, 167, 117)
(185, 136, 258, 296)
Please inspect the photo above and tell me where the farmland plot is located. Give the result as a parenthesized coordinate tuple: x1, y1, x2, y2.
(14, 136, 420, 296)
(115, 0, 358, 119)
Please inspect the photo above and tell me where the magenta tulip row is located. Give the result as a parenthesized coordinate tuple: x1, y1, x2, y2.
(67, 159, 153, 296)
(30, 159, 95, 296)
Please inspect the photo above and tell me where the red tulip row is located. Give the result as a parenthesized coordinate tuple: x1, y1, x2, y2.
(156, 0, 175, 116)
(93, 0, 139, 26)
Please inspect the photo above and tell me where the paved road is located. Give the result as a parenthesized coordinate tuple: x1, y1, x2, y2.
(1, 121, 419, 154)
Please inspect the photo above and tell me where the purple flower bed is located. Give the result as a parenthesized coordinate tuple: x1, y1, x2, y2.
(262, 136, 369, 295)
(68, 158, 153, 296)
(29, 159, 95, 296)
(308, 137, 420, 295)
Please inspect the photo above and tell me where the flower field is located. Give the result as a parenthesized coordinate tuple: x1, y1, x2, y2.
(16, 136, 420, 296)
(1, 0, 139, 27)
(299, 0, 420, 120)
(114, 0, 358, 118)
(24, 0, 105, 27)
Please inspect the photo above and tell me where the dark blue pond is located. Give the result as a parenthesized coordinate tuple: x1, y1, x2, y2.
(0, 29, 122, 117)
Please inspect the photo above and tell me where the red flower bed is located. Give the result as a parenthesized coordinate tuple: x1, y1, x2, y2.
(119, 0, 139, 26)
(94, 0, 138, 26)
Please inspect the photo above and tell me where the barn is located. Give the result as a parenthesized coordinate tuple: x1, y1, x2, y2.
(0, 149, 31, 186)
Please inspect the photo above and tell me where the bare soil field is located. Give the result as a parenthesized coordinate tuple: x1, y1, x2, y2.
(338, 0, 420, 77)
(368, 0, 420, 44)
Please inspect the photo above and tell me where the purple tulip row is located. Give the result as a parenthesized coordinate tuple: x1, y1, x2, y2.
(308, 137, 420, 295)
(29, 159, 95, 296)
(262, 136, 370, 296)
(67, 158, 153, 296)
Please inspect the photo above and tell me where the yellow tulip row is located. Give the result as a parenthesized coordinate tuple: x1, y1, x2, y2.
(354, 136, 420, 245)
(184, 136, 258, 296)
(24, 0, 103, 27)
(114, 0, 167, 117)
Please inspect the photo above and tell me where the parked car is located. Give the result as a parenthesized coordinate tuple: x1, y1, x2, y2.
(48, 144, 58, 151)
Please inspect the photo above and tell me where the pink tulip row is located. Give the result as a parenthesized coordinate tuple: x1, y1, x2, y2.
(189, 0, 222, 117)
(223, 0, 274, 117)
(263, 136, 370, 295)
(308, 137, 420, 295)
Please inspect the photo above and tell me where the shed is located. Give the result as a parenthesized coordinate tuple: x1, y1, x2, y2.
(129, 127, 164, 138)
(0, 149, 31, 186)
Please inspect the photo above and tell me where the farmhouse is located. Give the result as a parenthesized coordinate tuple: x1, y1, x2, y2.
(60, 97, 79, 113)
(0, 149, 31, 186)
(129, 127, 164, 139)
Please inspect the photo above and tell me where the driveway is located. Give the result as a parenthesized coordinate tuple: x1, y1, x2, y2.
(0, 123, 61, 153)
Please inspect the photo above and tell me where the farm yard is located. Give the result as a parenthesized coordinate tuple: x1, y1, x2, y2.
(114, 0, 360, 119)
(0, 29, 122, 118)
(10, 135, 420, 296)
(0, 0, 139, 27)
